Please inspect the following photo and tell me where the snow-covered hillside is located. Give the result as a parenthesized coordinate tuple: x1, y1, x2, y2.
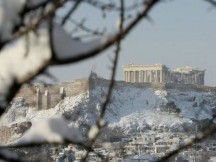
(1, 80, 216, 136)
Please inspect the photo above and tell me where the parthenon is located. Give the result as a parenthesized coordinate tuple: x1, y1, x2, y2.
(123, 64, 205, 85)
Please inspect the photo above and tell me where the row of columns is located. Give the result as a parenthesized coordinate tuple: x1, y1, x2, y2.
(36, 87, 65, 110)
(169, 73, 205, 85)
(124, 70, 164, 83)
(189, 73, 204, 85)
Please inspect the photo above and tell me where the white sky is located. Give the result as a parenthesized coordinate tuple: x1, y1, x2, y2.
(49, 0, 216, 86)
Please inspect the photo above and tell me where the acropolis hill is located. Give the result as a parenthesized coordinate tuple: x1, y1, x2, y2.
(14, 66, 216, 112)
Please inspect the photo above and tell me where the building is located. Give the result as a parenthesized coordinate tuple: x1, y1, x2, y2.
(123, 64, 205, 85)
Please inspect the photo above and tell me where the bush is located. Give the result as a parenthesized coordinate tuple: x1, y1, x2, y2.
(165, 101, 181, 113)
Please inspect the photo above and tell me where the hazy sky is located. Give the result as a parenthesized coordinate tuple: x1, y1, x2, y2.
(49, 0, 216, 86)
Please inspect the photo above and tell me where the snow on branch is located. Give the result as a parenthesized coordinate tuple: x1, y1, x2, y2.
(0, 27, 51, 114)
(52, 23, 115, 61)
(0, 28, 51, 92)
(0, 1, 161, 161)
(81, 0, 125, 160)
(14, 117, 83, 144)
(0, 149, 20, 162)
(51, 0, 160, 64)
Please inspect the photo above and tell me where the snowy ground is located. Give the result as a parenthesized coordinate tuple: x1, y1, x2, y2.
(1, 84, 216, 134)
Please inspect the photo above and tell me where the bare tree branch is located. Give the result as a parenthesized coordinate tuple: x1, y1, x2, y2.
(67, 18, 105, 36)
(52, 0, 160, 64)
(205, 0, 216, 6)
(81, 0, 125, 161)
(0, 0, 67, 50)
(61, 0, 82, 25)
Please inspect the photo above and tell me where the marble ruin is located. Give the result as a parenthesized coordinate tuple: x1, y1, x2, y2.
(123, 64, 205, 85)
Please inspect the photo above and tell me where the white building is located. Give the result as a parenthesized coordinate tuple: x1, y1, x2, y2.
(123, 64, 205, 85)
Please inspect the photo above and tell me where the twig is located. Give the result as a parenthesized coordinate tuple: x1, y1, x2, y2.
(205, 0, 216, 6)
(52, 0, 160, 64)
(0, 0, 67, 50)
(61, 0, 82, 25)
(68, 19, 104, 36)
(81, 0, 125, 161)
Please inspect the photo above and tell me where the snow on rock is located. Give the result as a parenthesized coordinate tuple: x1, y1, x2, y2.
(0, 98, 29, 126)
(167, 90, 216, 120)
(0, 92, 88, 126)
(210, 156, 216, 162)
(15, 116, 83, 144)
(2, 82, 216, 136)
(90, 86, 215, 132)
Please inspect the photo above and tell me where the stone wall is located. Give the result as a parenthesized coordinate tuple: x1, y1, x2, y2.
(90, 76, 216, 93)
(15, 78, 89, 110)
(0, 122, 32, 144)
(0, 126, 14, 144)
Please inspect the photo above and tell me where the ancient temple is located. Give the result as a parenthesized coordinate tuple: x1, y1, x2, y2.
(123, 64, 205, 85)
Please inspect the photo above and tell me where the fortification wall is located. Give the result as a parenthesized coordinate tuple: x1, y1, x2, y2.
(0, 126, 14, 144)
(16, 78, 89, 110)
(90, 76, 216, 93)
(0, 122, 32, 144)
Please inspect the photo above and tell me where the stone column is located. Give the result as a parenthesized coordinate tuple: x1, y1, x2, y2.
(60, 87, 64, 100)
(198, 75, 201, 85)
(36, 88, 41, 111)
(150, 70, 153, 82)
(144, 70, 147, 82)
(155, 70, 158, 83)
(43, 90, 49, 110)
(195, 75, 197, 85)
(160, 70, 163, 83)
(129, 71, 132, 82)
(134, 71, 136, 82)
(127, 71, 130, 82)
(202, 74, 205, 85)
(139, 71, 141, 82)
(125, 71, 128, 82)
(140, 71, 144, 82)
(198, 74, 202, 85)
(136, 71, 139, 82)
(139, 70, 143, 83)
(131, 71, 134, 82)
(135, 71, 137, 82)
